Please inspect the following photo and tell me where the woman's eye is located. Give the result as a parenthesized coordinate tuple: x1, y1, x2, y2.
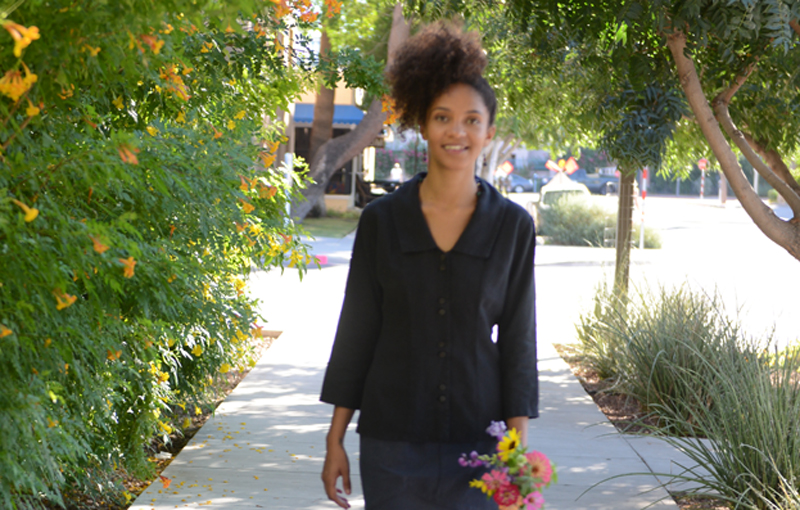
(467, 118, 480, 125)
(435, 115, 448, 122)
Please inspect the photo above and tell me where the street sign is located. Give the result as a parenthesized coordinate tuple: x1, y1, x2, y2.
(698, 158, 708, 170)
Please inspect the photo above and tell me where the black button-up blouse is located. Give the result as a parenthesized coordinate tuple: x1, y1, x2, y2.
(320, 173, 538, 443)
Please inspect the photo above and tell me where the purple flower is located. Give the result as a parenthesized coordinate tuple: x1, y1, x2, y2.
(486, 420, 507, 440)
(459, 451, 487, 468)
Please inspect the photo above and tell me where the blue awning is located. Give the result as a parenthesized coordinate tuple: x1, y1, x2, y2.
(294, 103, 364, 126)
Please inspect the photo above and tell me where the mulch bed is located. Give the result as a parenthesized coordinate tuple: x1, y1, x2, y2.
(553, 344, 731, 510)
(44, 332, 280, 510)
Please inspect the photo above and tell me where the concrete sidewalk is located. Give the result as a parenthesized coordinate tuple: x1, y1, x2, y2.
(131, 232, 694, 510)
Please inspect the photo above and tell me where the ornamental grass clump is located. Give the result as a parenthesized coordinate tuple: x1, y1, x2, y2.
(650, 342, 800, 509)
(576, 282, 800, 508)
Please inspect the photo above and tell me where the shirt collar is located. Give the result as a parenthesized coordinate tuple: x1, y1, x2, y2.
(390, 172, 507, 258)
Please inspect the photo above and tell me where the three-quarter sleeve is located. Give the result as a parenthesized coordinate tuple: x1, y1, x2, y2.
(320, 207, 383, 410)
(497, 215, 538, 419)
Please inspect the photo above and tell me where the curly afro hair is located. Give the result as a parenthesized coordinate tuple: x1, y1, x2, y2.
(387, 21, 497, 132)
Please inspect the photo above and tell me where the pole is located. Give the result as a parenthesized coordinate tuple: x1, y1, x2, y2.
(676, 176, 680, 196)
(753, 171, 760, 198)
(700, 170, 705, 199)
(639, 168, 647, 250)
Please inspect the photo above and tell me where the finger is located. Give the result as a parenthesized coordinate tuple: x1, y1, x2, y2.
(343, 467, 351, 495)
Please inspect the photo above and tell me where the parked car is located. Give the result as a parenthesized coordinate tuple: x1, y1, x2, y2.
(568, 168, 619, 195)
(508, 173, 534, 193)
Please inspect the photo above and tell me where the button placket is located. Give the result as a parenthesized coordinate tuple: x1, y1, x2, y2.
(435, 251, 451, 439)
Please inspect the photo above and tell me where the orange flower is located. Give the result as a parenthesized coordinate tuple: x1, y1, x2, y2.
(170, 224, 176, 237)
(139, 34, 165, 54)
(258, 183, 277, 199)
(258, 152, 276, 167)
(0, 325, 12, 338)
(53, 289, 77, 310)
(325, 0, 342, 18)
(235, 222, 246, 233)
(119, 257, 136, 278)
(273, 0, 291, 18)
(239, 175, 251, 192)
(25, 98, 40, 117)
(11, 198, 38, 222)
(240, 199, 255, 214)
(3, 21, 40, 57)
(107, 349, 121, 361)
(381, 95, 400, 125)
(117, 145, 140, 165)
(0, 63, 38, 102)
(90, 235, 109, 254)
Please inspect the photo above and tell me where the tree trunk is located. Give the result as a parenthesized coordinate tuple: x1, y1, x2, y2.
(666, 31, 800, 261)
(292, 3, 409, 219)
(614, 171, 636, 298)
(309, 31, 335, 165)
(305, 30, 335, 217)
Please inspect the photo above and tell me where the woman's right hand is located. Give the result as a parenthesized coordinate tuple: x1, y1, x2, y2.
(322, 441, 352, 508)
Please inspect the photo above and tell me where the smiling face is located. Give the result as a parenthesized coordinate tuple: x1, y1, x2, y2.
(420, 83, 496, 175)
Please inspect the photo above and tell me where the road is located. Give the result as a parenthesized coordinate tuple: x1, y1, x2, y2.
(508, 192, 799, 349)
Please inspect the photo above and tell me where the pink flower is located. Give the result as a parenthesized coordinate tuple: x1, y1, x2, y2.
(493, 482, 521, 507)
(481, 469, 510, 494)
(522, 491, 545, 510)
(524, 451, 553, 487)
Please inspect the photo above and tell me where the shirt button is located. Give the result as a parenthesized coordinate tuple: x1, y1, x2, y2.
(439, 395, 447, 402)
(439, 384, 447, 391)
(438, 309, 446, 316)
(439, 264, 446, 271)
(438, 342, 445, 348)
(440, 254, 446, 261)
(438, 351, 446, 358)
(439, 298, 446, 305)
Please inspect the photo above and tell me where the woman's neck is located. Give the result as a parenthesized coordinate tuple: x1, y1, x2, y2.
(419, 169, 478, 207)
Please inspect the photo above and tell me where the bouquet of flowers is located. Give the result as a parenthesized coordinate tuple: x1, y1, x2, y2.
(460, 421, 556, 510)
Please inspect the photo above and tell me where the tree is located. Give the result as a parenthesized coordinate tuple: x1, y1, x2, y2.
(407, 0, 800, 294)
(292, 2, 409, 219)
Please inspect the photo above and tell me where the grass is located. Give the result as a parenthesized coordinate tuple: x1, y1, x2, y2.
(302, 216, 359, 238)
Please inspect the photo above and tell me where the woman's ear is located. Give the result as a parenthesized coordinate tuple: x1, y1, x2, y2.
(419, 124, 428, 141)
(484, 125, 496, 146)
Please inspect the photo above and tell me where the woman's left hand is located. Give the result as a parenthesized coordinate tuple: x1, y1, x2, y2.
(506, 416, 529, 447)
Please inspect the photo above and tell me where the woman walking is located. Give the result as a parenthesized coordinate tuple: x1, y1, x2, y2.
(320, 22, 538, 510)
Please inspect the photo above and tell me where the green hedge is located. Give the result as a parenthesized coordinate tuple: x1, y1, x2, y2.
(0, 2, 372, 507)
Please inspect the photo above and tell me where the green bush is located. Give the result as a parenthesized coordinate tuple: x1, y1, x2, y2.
(767, 189, 779, 203)
(539, 195, 613, 246)
(539, 195, 661, 248)
(0, 2, 382, 507)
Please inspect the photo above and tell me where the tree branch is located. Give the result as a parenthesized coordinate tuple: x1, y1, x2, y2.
(712, 60, 757, 108)
(714, 104, 800, 218)
(666, 30, 800, 259)
(743, 132, 800, 195)
(790, 19, 800, 37)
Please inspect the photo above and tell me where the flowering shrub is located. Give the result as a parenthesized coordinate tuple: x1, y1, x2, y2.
(0, 1, 381, 508)
(461, 422, 557, 510)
